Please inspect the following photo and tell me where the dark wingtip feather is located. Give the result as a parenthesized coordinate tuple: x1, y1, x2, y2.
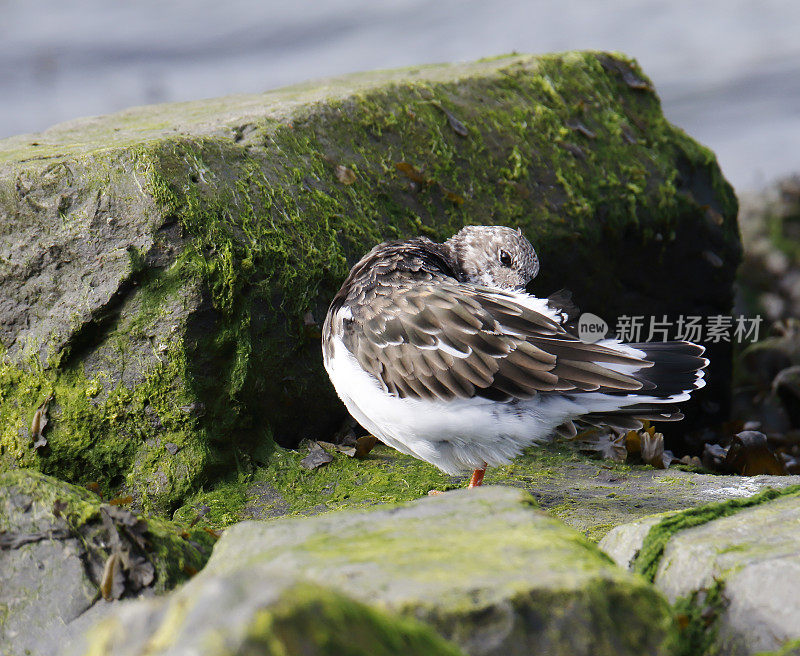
(626, 341, 708, 399)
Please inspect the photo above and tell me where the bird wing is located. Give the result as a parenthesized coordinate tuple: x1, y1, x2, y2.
(342, 281, 650, 402)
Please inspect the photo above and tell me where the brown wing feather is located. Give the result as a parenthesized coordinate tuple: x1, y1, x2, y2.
(343, 281, 649, 401)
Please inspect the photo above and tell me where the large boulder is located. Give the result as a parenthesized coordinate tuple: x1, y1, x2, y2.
(0, 470, 214, 656)
(0, 51, 739, 513)
(70, 487, 674, 656)
(71, 580, 465, 656)
(600, 487, 800, 655)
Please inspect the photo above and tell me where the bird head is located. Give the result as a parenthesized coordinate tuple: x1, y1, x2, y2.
(444, 225, 540, 291)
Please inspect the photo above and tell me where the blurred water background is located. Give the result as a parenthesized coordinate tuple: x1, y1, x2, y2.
(1, 0, 798, 191)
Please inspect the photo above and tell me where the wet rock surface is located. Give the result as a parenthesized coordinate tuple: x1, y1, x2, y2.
(70, 487, 673, 656)
(0, 470, 214, 656)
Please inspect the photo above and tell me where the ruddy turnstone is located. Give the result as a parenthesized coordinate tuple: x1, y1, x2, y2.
(322, 226, 707, 487)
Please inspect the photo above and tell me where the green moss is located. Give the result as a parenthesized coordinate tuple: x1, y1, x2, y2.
(578, 576, 675, 656)
(174, 443, 610, 529)
(80, 581, 464, 656)
(0, 340, 211, 514)
(172, 441, 655, 542)
(633, 486, 800, 581)
(175, 475, 251, 527)
(138, 50, 739, 378)
(667, 581, 726, 656)
(286, 498, 608, 577)
(582, 521, 620, 543)
(757, 638, 800, 656)
(173, 445, 455, 528)
(242, 583, 466, 656)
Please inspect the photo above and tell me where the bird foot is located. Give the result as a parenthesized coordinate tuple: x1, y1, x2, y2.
(468, 468, 486, 488)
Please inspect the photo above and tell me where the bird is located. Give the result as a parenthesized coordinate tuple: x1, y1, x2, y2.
(322, 225, 708, 488)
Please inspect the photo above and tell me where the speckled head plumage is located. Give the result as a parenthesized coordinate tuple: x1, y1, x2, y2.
(443, 225, 540, 291)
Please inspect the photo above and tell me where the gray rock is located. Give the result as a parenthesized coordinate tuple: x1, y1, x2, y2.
(67, 576, 464, 656)
(507, 450, 800, 541)
(655, 494, 800, 655)
(0, 531, 101, 655)
(0, 470, 214, 656)
(600, 490, 800, 655)
(74, 486, 674, 656)
(599, 513, 674, 570)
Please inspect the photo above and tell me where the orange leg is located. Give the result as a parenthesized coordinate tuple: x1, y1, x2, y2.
(468, 467, 486, 488)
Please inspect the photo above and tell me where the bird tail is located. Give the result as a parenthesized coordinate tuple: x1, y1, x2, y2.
(574, 340, 708, 429)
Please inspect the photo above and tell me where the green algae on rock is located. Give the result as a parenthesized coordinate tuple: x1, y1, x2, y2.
(77, 486, 675, 656)
(0, 469, 215, 656)
(173, 442, 800, 543)
(654, 494, 800, 655)
(600, 488, 800, 655)
(73, 580, 465, 656)
(632, 484, 800, 582)
(0, 51, 739, 514)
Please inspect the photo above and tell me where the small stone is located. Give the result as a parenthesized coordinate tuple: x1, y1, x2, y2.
(760, 292, 786, 320)
(679, 455, 703, 468)
(180, 403, 205, 416)
(725, 430, 786, 475)
(702, 442, 728, 470)
(764, 250, 789, 275)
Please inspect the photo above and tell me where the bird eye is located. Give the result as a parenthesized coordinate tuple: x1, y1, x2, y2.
(499, 250, 513, 267)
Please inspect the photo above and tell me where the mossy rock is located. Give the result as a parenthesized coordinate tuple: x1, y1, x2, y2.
(0, 469, 215, 656)
(600, 488, 800, 655)
(0, 51, 739, 514)
(172, 442, 800, 542)
(74, 486, 675, 656)
(72, 580, 465, 656)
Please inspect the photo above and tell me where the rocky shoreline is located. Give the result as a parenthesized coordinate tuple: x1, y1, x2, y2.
(1, 52, 798, 655)
(4, 459, 800, 655)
